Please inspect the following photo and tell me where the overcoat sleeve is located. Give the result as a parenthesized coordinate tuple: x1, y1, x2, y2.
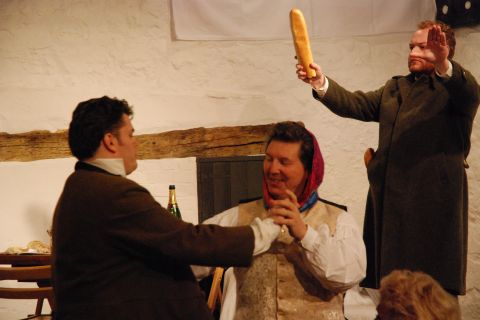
(312, 77, 384, 122)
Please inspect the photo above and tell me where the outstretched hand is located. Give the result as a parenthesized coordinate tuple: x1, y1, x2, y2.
(427, 25, 449, 73)
(296, 62, 325, 91)
(267, 189, 308, 241)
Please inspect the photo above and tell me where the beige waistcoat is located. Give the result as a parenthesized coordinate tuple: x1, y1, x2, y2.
(233, 199, 344, 320)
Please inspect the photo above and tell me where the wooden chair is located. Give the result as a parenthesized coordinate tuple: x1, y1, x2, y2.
(0, 264, 54, 319)
(207, 267, 224, 313)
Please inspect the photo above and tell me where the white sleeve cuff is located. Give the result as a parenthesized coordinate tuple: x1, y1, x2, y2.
(436, 60, 453, 78)
(300, 223, 332, 251)
(313, 77, 329, 97)
(250, 217, 281, 255)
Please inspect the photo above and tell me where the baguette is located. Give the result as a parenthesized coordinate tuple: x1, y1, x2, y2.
(290, 8, 316, 78)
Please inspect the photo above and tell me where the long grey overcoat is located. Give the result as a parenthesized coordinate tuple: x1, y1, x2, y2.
(314, 61, 479, 294)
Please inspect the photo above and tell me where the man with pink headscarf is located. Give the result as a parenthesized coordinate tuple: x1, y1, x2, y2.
(193, 121, 366, 320)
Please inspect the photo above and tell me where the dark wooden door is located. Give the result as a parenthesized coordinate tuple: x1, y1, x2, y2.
(196, 155, 264, 222)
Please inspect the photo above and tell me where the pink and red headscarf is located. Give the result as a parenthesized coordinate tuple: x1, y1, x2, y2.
(262, 129, 324, 209)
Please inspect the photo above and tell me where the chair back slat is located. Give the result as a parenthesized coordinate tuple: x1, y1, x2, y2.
(0, 287, 52, 299)
(0, 265, 51, 281)
(0, 263, 54, 316)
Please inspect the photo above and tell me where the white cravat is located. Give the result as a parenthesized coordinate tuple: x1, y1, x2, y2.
(86, 158, 126, 177)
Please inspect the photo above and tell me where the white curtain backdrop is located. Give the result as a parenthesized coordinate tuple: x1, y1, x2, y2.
(172, 0, 437, 40)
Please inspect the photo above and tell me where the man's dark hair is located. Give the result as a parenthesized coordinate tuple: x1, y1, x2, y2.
(68, 96, 133, 160)
(418, 20, 456, 59)
(265, 121, 314, 171)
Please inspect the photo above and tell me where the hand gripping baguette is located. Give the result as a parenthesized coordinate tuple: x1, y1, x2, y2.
(290, 8, 316, 78)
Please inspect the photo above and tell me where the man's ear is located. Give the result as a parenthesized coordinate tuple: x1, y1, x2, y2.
(102, 133, 118, 153)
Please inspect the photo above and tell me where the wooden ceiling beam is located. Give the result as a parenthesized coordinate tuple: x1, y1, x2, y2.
(0, 124, 274, 162)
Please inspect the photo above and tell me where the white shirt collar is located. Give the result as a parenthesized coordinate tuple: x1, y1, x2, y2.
(86, 158, 126, 177)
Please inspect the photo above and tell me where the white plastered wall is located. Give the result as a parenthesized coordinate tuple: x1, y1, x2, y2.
(0, 1, 479, 319)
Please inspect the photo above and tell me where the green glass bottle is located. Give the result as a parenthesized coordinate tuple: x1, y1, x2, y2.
(167, 185, 182, 219)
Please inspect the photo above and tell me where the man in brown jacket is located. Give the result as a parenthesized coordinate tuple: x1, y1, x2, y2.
(52, 96, 280, 319)
(296, 20, 479, 296)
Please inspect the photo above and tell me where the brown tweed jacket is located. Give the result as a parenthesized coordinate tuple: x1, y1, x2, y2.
(52, 162, 254, 319)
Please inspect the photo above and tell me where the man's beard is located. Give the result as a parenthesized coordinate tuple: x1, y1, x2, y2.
(409, 59, 435, 75)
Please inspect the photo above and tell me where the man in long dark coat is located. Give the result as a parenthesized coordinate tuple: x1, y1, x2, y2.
(296, 20, 479, 295)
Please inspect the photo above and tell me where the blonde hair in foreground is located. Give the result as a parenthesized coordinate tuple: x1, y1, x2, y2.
(376, 269, 460, 320)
